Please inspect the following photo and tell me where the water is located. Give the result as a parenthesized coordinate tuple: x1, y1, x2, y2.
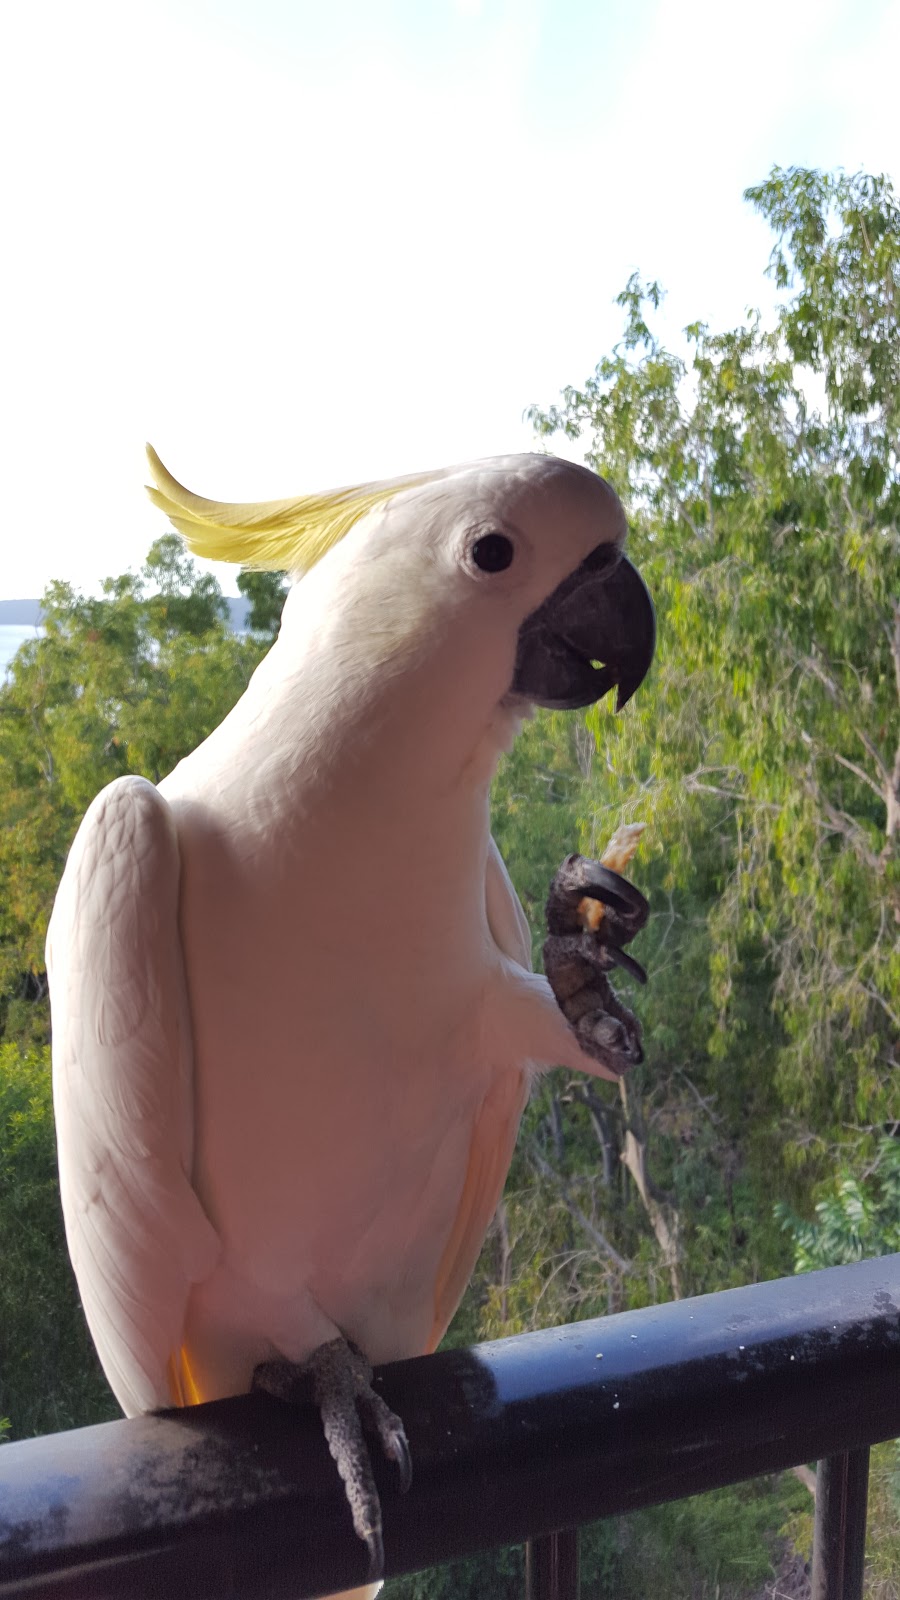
(0, 624, 40, 674)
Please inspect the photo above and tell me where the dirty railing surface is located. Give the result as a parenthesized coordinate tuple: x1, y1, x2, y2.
(1, 1254, 898, 1600)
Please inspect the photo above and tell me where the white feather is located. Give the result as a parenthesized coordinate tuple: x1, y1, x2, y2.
(48, 776, 220, 1413)
(49, 454, 626, 1420)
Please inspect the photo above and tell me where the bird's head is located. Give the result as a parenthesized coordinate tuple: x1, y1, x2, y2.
(359, 453, 655, 717)
(146, 448, 655, 734)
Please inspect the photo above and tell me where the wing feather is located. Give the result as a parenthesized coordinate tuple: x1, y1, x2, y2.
(485, 835, 533, 971)
(426, 837, 534, 1349)
(47, 776, 220, 1415)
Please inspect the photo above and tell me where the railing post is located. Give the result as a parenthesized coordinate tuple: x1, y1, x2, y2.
(810, 1449, 870, 1600)
(525, 1528, 580, 1600)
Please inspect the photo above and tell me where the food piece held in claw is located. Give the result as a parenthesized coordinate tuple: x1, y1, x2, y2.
(578, 823, 646, 932)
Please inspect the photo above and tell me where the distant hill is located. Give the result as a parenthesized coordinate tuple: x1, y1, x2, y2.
(0, 597, 252, 630)
(0, 600, 42, 625)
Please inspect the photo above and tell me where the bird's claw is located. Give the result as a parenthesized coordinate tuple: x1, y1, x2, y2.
(252, 1337, 411, 1581)
(546, 853, 649, 940)
(382, 1420, 413, 1494)
(544, 852, 648, 1075)
(365, 1526, 385, 1584)
(604, 941, 648, 986)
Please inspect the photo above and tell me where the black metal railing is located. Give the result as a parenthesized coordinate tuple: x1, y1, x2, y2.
(1, 1253, 898, 1600)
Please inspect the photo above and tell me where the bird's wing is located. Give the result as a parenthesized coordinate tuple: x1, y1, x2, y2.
(426, 837, 533, 1349)
(484, 833, 534, 973)
(47, 776, 220, 1415)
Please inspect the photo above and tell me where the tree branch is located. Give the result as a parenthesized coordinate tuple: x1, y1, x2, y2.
(830, 749, 891, 805)
(677, 1069, 723, 1127)
(863, 982, 900, 1033)
(890, 601, 900, 709)
(804, 776, 884, 874)
(618, 1078, 682, 1298)
(887, 602, 900, 843)
(528, 1145, 631, 1273)
(574, 1084, 616, 1188)
(495, 1201, 512, 1325)
(800, 653, 891, 788)
(792, 1464, 817, 1498)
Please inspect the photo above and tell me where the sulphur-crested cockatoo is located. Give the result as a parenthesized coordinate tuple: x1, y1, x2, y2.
(47, 451, 654, 1599)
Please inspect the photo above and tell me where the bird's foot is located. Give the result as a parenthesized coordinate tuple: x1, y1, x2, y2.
(544, 853, 649, 1076)
(253, 1338, 411, 1581)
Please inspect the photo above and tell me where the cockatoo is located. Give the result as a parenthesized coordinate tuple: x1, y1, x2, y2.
(47, 451, 654, 1600)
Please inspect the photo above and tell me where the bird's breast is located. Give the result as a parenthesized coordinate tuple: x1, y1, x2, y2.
(169, 791, 513, 1358)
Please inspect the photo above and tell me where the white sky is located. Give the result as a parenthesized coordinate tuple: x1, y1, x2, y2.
(2, 0, 898, 599)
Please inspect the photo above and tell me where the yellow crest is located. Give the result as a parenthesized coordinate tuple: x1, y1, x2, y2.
(145, 446, 441, 573)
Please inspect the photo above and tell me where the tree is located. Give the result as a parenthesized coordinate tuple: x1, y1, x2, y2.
(0, 539, 268, 1045)
(778, 1137, 900, 1271)
(237, 568, 289, 637)
(0, 1042, 116, 1437)
(525, 167, 899, 1241)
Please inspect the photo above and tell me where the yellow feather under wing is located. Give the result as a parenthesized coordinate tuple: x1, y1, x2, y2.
(166, 1344, 203, 1407)
(428, 1068, 529, 1352)
(145, 445, 441, 573)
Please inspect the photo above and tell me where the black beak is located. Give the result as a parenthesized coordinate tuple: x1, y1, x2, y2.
(511, 543, 656, 711)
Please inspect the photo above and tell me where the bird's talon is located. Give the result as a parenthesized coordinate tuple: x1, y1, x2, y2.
(389, 1429, 413, 1494)
(544, 850, 648, 1075)
(365, 1526, 385, 1582)
(546, 854, 649, 943)
(254, 1340, 411, 1572)
(605, 943, 648, 986)
(583, 865, 645, 918)
(354, 1364, 412, 1491)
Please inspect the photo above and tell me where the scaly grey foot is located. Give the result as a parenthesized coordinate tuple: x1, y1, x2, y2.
(253, 1338, 411, 1580)
(544, 853, 649, 1076)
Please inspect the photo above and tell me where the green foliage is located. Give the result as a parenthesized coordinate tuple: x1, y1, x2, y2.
(0, 1043, 117, 1437)
(611, 1473, 811, 1599)
(0, 540, 268, 1045)
(384, 1543, 524, 1600)
(777, 1137, 900, 1270)
(866, 1442, 900, 1598)
(527, 163, 899, 1221)
(385, 1476, 809, 1600)
(143, 534, 230, 638)
(237, 568, 289, 636)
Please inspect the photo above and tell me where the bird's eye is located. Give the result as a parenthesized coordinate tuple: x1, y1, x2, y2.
(471, 533, 514, 573)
